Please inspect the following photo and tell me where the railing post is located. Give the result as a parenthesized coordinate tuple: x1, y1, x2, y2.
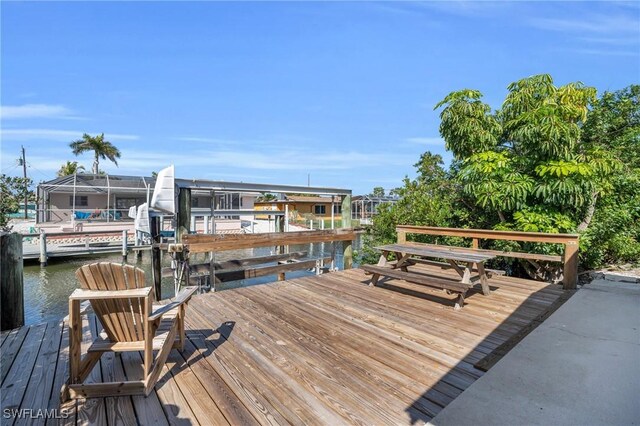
(562, 239, 579, 290)
(173, 188, 191, 293)
(122, 230, 128, 262)
(39, 232, 48, 267)
(150, 216, 162, 301)
(285, 205, 289, 232)
(276, 214, 285, 264)
(341, 194, 352, 229)
(85, 234, 90, 250)
(342, 240, 353, 270)
(176, 189, 191, 244)
(397, 227, 407, 244)
(341, 194, 353, 269)
(472, 238, 479, 249)
(135, 230, 142, 261)
(1, 232, 24, 330)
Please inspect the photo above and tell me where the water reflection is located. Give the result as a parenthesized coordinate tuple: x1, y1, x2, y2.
(22, 236, 362, 326)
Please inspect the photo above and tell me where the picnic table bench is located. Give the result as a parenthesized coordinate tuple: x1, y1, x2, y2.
(361, 243, 496, 309)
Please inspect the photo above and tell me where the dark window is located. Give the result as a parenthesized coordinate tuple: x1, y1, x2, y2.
(333, 204, 342, 214)
(192, 197, 199, 208)
(70, 195, 88, 207)
(115, 198, 142, 209)
(216, 193, 241, 210)
(231, 193, 240, 209)
(314, 205, 326, 215)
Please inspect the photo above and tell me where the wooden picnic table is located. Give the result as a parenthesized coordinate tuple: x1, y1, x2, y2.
(361, 243, 497, 309)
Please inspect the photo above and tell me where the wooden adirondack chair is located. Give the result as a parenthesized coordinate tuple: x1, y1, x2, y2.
(61, 262, 197, 401)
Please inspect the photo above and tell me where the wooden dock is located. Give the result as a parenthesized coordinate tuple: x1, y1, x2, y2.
(19, 230, 152, 264)
(0, 265, 568, 425)
(22, 242, 150, 261)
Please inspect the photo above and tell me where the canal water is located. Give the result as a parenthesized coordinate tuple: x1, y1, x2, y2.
(23, 237, 362, 326)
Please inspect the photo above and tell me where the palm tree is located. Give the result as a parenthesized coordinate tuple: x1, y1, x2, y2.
(69, 133, 121, 175)
(256, 193, 278, 202)
(57, 161, 85, 177)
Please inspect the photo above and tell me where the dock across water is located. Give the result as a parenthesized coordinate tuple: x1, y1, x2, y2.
(0, 265, 568, 425)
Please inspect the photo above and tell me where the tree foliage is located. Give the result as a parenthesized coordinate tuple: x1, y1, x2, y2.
(57, 161, 85, 177)
(579, 85, 640, 266)
(359, 153, 460, 264)
(70, 133, 121, 175)
(362, 76, 639, 277)
(256, 193, 278, 202)
(370, 187, 385, 197)
(0, 175, 35, 230)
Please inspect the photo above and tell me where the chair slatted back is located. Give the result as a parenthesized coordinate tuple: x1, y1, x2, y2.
(75, 262, 149, 342)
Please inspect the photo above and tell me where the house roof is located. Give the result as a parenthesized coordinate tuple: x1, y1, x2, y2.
(38, 174, 153, 194)
(285, 195, 335, 203)
(38, 174, 350, 197)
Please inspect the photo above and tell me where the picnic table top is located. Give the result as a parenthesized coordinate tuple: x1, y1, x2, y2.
(375, 243, 496, 263)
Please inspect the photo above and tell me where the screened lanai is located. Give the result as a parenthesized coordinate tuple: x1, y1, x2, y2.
(36, 174, 152, 224)
(351, 194, 398, 224)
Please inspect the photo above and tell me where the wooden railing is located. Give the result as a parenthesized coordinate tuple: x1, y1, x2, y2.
(181, 229, 355, 253)
(154, 229, 356, 298)
(396, 225, 579, 290)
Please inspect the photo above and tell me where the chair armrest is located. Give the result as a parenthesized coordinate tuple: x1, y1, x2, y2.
(148, 286, 197, 321)
(63, 300, 92, 321)
(69, 287, 152, 301)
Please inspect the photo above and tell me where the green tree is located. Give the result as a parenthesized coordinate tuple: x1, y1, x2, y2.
(364, 76, 637, 276)
(579, 85, 640, 267)
(0, 175, 35, 230)
(256, 193, 278, 202)
(358, 153, 458, 263)
(370, 187, 385, 197)
(388, 188, 401, 198)
(434, 74, 627, 277)
(70, 133, 121, 175)
(435, 74, 619, 227)
(56, 161, 85, 177)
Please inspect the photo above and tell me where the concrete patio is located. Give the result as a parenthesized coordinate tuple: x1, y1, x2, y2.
(429, 277, 640, 426)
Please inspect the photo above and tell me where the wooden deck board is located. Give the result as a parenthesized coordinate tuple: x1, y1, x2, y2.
(1, 326, 30, 385)
(1, 265, 569, 425)
(1, 323, 47, 418)
(15, 321, 64, 426)
(210, 290, 406, 425)
(100, 351, 137, 426)
(75, 316, 107, 426)
(217, 284, 450, 420)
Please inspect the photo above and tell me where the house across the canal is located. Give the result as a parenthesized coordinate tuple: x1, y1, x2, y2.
(253, 194, 348, 224)
(37, 174, 259, 228)
(36, 174, 352, 232)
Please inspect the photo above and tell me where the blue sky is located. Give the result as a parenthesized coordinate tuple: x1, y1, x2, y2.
(1, 1, 638, 195)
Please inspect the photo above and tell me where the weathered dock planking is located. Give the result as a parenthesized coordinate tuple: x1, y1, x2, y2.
(0, 265, 568, 425)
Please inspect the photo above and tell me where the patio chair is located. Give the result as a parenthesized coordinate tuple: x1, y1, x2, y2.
(61, 262, 197, 401)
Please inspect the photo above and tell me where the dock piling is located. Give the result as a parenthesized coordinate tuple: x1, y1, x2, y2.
(1, 232, 24, 330)
(122, 230, 128, 262)
(39, 232, 48, 266)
